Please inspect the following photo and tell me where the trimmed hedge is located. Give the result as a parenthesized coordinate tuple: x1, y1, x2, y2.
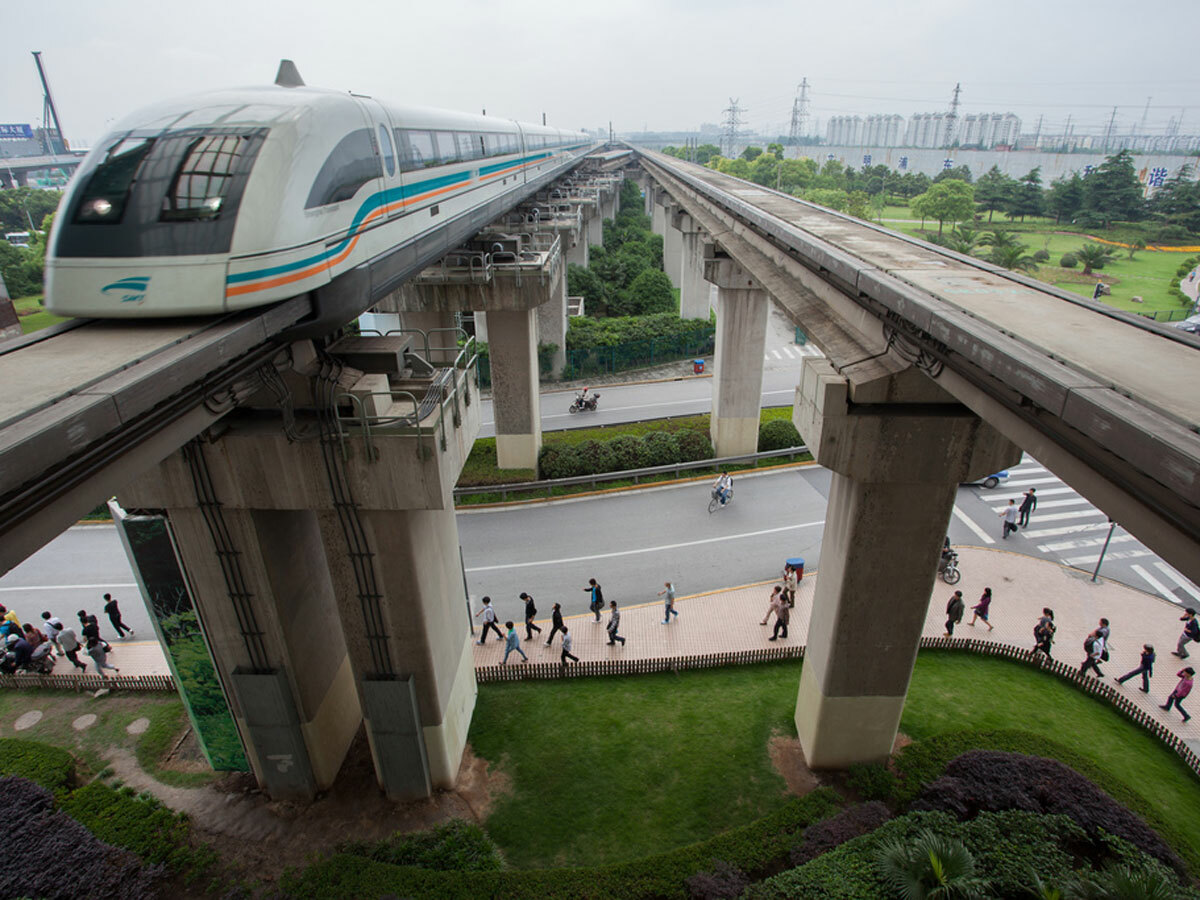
(537, 428, 712, 479)
(566, 312, 715, 351)
(280, 789, 842, 899)
(0, 738, 76, 795)
(757, 419, 801, 452)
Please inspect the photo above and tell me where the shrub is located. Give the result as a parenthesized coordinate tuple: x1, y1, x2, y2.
(339, 819, 504, 872)
(789, 801, 892, 866)
(758, 419, 802, 452)
(912, 750, 1185, 874)
(571, 440, 616, 476)
(538, 445, 579, 480)
(684, 860, 749, 899)
(675, 429, 715, 463)
(607, 435, 651, 471)
(0, 739, 76, 794)
(1060, 252, 1078, 268)
(642, 431, 680, 467)
(1156, 224, 1192, 242)
(1032, 249, 1050, 262)
(845, 763, 898, 802)
(0, 776, 160, 900)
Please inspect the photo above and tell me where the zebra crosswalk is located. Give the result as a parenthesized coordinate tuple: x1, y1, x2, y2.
(957, 456, 1200, 607)
(763, 342, 824, 365)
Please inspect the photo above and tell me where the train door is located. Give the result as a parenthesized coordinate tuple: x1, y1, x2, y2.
(354, 97, 403, 220)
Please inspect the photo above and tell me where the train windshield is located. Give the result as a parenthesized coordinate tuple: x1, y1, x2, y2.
(73, 137, 156, 224)
(162, 135, 248, 221)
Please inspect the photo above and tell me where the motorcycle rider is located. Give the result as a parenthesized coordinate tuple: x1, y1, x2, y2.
(574, 386, 596, 410)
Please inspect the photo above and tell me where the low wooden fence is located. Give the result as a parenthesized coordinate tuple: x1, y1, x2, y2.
(0, 672, 176, 693)
(476, 636, 1200, 778)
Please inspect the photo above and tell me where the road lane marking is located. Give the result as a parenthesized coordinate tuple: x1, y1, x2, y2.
(952, 505, 994, 544)
(1131, 564, 1180, 603)
(1153, 563, 1200, 603)
(1063, 549, 1152, 566)
(1015, 510, 1106, 524)
(989, 498, 1093, 513)
(1021, 522, 1115, 539)
(998, 476, 1062, 488)
(1038, 534, 1136, 553)
(464, 519, 825, 572)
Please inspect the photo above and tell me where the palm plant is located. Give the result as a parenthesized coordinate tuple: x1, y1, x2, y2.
(1076, 242, 1118, 275)
(979, 229, 1021, 251)
(945, 225, 982, 255)
(1064, 864, 1179, 900)
(987, 243, 1041, 272)
(874, 829, 991, 899)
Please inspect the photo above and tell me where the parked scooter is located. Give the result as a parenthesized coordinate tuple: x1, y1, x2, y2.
(938, 548, 962, 585)
(569, 388, 600, 414)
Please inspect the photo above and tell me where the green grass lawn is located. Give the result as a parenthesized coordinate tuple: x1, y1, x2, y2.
(468, 653, 1200, 870)
(13, 294, 68, 333)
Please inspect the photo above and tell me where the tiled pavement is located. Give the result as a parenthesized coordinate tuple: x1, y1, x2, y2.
(42, 547, 1200, 747)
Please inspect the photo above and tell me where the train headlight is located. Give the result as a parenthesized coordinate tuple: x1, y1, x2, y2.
(85, 198, 113, 218)
(202, 197, 223, 214)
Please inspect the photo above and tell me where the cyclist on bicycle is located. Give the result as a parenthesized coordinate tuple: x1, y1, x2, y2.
(713, 472, 732, 506)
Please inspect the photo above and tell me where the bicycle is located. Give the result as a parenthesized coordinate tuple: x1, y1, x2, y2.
(708, 485, 734, 514)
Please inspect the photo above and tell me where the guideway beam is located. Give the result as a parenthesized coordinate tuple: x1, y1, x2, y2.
(793, 358, 1021, 767)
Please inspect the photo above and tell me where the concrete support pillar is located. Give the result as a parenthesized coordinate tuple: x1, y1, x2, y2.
(566, 231, 588, 268)
(165, 504, 361, 800)
(675, 212, 708, 319)
(319, 505, 476, 796)
(651, 189, 666, 236)
(488, 309, 542, 469)
(585, 208, 604, 250)
(792, 359, 1022, 768)
(706, 250, 769, 457)
(535, 261, 567, 379)
(663, 204, 683, 291)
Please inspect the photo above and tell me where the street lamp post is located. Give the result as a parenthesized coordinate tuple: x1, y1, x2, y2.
(1091, 518, 1117, 582)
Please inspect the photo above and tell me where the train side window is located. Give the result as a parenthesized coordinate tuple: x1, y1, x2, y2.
(434, 131, 458, 165)
(73, 137, 156, 224)
(305, 128, 382, 208)
(378, 125, 395, 177)
(161, 135, 245, 221)
(399, 130, 436, 170)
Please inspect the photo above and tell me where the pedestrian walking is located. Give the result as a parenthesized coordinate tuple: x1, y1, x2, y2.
(545, 603, 566, 647)
(54, 623, 86, 671)
(760, 585, 784, 626)
(1161, 667, 1194, 722)
(658, 581, 679, 624)
(1018, 488, 1037, 528)
(968, 588, 994, 631)
(521, 592, 542, 641)
(474, 596, 504, 644)
(1117, 644, 1156, 693)
(584, 578, 604, 622)
(1033, 608, 1056, 658)
(560, 626, 579, 666)
(1173, 608, 1200, 659)
(1096, 617, 1112, 663)
(1081, 629, 1106, 678)
(40, 612, 62, 652)
(944, 590, 965, 637)
(769, 600, 790, 641)
(103, 593, 133, 638)
(782, 565, 798, 607)
(85, 636, 119, 676)
(606, 601, 626, 646)
(999, 499, 1018, 538)
(501, 622, 528, 665)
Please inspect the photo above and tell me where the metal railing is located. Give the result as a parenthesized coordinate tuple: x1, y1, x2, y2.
(453, 445, 811, 501)
(335, 333, 479, 461)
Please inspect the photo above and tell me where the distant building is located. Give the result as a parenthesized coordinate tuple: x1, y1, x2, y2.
(826, 114, 905, 148)
(959, 113, 1021, 149)
(906, 113, 951, 148)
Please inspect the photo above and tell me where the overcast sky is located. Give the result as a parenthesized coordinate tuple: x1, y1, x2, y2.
(2, 0, 1197, 148)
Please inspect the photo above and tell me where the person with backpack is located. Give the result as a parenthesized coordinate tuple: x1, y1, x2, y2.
(1173, 608, 1200, 659)
(584, 578, 604, 622)
(943, 591, 965, 637)
(474, 596, 504, 644)
(1117, 644, 1156, 693)
(1033, 608, 1056, 658)
(1081, 629, 1106, 678)
(1161, 667, 1194, 722)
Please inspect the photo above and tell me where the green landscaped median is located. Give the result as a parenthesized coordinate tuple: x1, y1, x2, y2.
(465, 653, 1200, 872)
(456, 407, 801, 502)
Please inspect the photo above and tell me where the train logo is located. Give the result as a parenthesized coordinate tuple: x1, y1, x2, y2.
(101, 277, 151, 304)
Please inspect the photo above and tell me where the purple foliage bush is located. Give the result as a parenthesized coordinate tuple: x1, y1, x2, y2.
(911, 750, 1184, 873)
(684, 860, 750, 900)
(0, 776, 161, 900)
(788, 801, 893, 866)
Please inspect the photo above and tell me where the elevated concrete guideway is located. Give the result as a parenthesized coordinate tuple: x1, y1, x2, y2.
(637, 149, 1200, 586)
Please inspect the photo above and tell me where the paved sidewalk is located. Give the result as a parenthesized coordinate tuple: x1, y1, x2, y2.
(36, 547, 1199, 749)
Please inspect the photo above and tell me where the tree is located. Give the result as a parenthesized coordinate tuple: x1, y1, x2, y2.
(933, 164, 973, 184)
(1076, 242, 1117, 275)
(620, 269, 676, 316)
(715, 157, 751, 179)
(0, 186, 61, 233)
(1148, 164, 1200, 233)
(1127, 238, 1147, 260)
(944, 225, 982, 255)
(816, 158, 848, 191)
(911, 180, 976, 234)
(778, 157, 817, 193)
(802, 188, 849, 212)
(766, 142, 784, 160)
(846, 190, 872, 220)
(567, 263, 610, 316)
(1083, 150, 1144, 227)
(979, 229, 1021, 251)
(740, 145, 763, 162)
(1004, 167, 1044, 222)
(874, 829, 989, 900)
(973, 166, 1015, 222)
(1046, 173, 1085, 224)
(694, 144, 721, 165)
(988, 243, 1040, 272)
(748, 154, 779, 187)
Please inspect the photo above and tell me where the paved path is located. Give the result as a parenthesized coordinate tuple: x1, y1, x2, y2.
(29, 547, 1200, 751)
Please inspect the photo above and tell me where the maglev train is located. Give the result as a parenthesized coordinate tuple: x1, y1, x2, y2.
(45, 61, 592, 328)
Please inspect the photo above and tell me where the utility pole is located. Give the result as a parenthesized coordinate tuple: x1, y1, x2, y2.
(789, 78, 810, 146)
(32, 51, 68, 155)
(720, 98, 747, 159)
(1103, 106, 1118, 151)
(944, 82, 961, 149)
